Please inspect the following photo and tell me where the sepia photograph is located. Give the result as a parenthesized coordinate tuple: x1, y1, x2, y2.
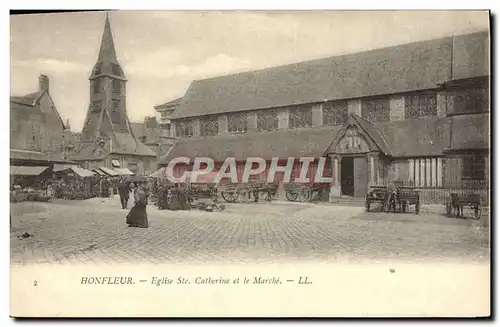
(9, 9, 490, 317)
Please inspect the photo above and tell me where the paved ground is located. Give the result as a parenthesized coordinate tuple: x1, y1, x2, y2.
(10, 197, 490, 265)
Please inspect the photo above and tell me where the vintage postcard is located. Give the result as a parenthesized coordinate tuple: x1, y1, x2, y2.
(9, 10, 490, 317)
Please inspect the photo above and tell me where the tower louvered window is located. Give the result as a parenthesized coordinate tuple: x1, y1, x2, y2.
(112, 79, 121, 95)
(110, 99, 121, 124)
(91, 100, 102, 113)
(93, 79, 101, 95)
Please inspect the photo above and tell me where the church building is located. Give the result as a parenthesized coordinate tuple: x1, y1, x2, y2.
(159, 31, 490, 205)
(71, 14, 156, 175)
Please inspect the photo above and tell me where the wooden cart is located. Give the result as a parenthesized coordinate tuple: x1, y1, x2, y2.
(387, 186, 420, 214)
(365, 185, 391, 212)
(284, 183, 327, 202)
(219, 182, 278, 203)
(446, 193, 482, 219)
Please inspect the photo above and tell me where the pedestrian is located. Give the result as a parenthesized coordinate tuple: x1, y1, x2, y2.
(126, 184, 149, 228)
(118, 178, 130, 209)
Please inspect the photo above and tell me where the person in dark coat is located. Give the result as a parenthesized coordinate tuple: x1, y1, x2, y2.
(126, 185, 149, 228)
(118, 178, 130, 209)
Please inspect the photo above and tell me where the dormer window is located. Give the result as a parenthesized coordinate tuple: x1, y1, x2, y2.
(95, 63, 102, 75)
(111, 64, 121, 75)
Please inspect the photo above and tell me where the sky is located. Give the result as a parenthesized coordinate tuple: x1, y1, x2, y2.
(10, 10, 489, 132)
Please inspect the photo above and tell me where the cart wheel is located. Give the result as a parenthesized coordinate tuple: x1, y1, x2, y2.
(415, 201, 420, 215)
(298, 188, 311, 202)
(285, 190, 299, 202)
(221, 191, 238, 203)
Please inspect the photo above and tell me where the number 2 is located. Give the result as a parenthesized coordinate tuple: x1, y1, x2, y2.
(33, 280, 37, 286)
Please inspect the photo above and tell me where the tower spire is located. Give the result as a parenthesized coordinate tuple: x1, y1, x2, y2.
(97, 12, 118, 63)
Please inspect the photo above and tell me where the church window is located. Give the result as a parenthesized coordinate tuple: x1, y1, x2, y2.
(257, 110, 279, 132)
(200, 116, 219, 136)
(361, 98, 390, 122)
(111, 64, 121, 75)
(112, 79, 121, 95)
(227, 112, 248, 133)
(93, 79, 101, 94)
(405, 92, 437, 119)
(176, 120, 194, 138)
(289, 105, 312, 129)
(323, 100, 348, 125)
(462, 155, 485, 181)
(91, 100, 102, 113)
(451, 88, 489, 115)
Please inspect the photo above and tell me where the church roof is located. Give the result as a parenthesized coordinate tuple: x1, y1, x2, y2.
(170, 31, 488, 120)
(159, 115, 456, 164)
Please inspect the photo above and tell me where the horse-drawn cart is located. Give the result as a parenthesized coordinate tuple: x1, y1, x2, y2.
(446, 193, 482, 219)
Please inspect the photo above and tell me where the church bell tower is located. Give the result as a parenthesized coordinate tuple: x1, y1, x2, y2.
(81, 13, 131, 141)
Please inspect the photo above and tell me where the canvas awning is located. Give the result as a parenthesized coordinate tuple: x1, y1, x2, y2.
(99, 167, 119, 176)
(111, 160, 121, 167)
(150, 167, 167, 178)
(53, 164, 95, 178)
(113, 168, 134, 176)
(10, 166, 49, 176)
(92, 168, 106, 176)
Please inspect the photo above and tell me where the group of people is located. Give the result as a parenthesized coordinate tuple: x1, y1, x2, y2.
(155, 183, 190, 211)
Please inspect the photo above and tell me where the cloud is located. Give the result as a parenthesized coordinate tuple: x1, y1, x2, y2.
(11, 58, 88, 74)
(127, 50, 252, 80)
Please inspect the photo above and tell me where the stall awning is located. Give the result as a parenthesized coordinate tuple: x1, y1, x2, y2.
(53, 164, 77, 172)
(150, 167, 166, 178)
(113, 168, 134, 176)
(10, 166, 49, 176)
(53, 165, 95, 178)
(92, 169, 106, 176)
(99, 167, 119, 176)
(111, 160, 121, 168)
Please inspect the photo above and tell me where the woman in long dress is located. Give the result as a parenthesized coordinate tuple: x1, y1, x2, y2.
(126, 184, 149, 228)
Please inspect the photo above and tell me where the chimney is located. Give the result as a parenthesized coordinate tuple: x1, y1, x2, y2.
(39, 74, 49, 92)
(144, 116, 158, 129)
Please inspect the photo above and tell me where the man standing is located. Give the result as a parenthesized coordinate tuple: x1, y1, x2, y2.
(118, 178, 130, 209)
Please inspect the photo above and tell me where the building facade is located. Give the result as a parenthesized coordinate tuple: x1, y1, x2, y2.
(10, 74, 77, 166)
(71, 14, 156, 175)
(159, 31, 490, 204)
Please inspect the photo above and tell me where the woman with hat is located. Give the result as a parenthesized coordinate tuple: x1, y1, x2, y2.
(126, 183, 149, 228)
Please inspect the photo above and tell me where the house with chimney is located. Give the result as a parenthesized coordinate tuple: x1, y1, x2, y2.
(10, 74, 77, 167)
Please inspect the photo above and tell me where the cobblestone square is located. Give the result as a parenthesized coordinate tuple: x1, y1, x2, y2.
(10, 197, 490, 265)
